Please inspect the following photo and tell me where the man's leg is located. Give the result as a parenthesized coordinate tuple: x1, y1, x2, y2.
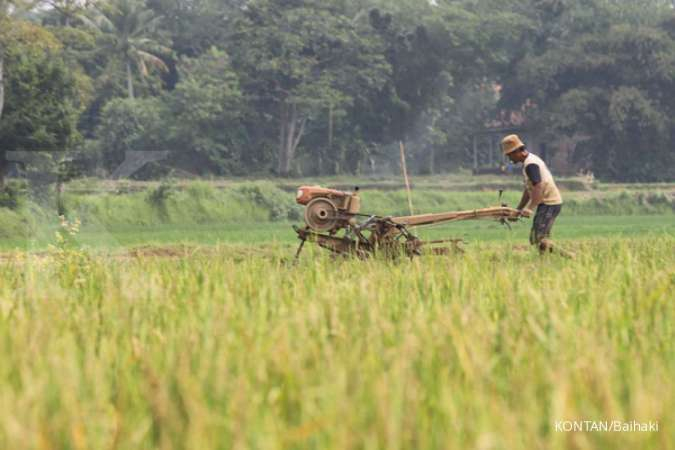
(530, 204, 561, 254)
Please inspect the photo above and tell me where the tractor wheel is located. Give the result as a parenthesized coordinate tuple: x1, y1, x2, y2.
(304, 198, 339, 232)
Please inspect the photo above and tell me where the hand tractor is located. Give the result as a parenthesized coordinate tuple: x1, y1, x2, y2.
(293, 185, 530, 260)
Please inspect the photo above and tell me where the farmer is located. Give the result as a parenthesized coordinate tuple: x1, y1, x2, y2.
(501, 134, 563, 254)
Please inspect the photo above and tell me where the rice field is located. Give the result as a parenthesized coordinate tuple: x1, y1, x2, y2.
(1, 235, 673, 450)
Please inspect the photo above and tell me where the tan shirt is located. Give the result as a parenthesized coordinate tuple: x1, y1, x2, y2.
(523, 153, 562, 206)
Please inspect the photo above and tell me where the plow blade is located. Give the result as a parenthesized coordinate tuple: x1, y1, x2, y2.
(294, 226, 369, 259)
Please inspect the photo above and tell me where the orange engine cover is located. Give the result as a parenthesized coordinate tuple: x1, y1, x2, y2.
(295, 185, 351, 206)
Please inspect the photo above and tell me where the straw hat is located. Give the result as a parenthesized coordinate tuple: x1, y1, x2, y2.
(501, 134, 525, 155)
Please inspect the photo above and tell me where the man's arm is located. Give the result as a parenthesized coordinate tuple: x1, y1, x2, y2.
(529, 183, 544, 209)
(516, 189, 530, 211)
(522, 163, 543, 210)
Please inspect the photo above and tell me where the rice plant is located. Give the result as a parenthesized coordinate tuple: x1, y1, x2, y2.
(0, 237, 673, 449)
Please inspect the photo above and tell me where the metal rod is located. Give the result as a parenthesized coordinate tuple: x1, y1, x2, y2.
(294, 238, 306, 261)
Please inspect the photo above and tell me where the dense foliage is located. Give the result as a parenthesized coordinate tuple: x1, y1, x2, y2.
(1, 0, 675, 181)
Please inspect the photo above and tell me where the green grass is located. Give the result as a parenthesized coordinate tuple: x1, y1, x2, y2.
(7, 178, 675, 219)
(1, 215, 673, 251)
(0, 237, 673, 449)
(63, 173, 675, 193)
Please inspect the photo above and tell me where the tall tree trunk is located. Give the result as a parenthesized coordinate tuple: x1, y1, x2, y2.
(0, 51, 4, 123)
(0, 149, 8, 189)
(328, 104, 333, 149)
(277, 102, 288, 175)
(284, 103, 297, 175)
(278, 102, 307, 176)
(0, 53, 5, 188)
(290, 110, 306, 175)
(56, 178, 65, 215)
(126, 59, 134, 99)
(429, 145, 435, 175)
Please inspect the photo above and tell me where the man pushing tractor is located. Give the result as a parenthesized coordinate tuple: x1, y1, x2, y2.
(501, 134, 565, 255)
(291, 133, 570, 260)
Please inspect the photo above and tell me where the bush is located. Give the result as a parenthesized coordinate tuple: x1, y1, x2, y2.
(146, 180, 177, 209)
(96, 98, 166, 172)
(234, 182, 302, 221)
(146, 180, 178, 221)
(0, 183, 26, 210)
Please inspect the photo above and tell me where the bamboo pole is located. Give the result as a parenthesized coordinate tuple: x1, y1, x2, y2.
(399, 141, 414, 216)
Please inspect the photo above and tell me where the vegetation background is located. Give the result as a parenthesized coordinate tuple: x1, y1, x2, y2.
(2, 0, 675, 184)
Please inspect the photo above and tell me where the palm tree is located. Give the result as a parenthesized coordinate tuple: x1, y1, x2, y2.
(82, 0, 169, 99)
(43, 0, 89, 27)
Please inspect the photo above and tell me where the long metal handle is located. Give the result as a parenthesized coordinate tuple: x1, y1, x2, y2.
(391, 206, 526, 227)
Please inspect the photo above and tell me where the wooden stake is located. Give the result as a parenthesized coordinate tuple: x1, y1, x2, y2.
(400, 141, 414, 216)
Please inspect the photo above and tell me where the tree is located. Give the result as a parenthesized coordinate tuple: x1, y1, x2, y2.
(500, 0, 675, 180)
(95, 97, 164, 170)
(145, 0, 241, 58)
(41, 0, 88, 26)
(335, 1, 526, 173)
(96, 48, 247, 175)
(0, 0, 21, 125)
(0, 19, 5, 126)
(545, 27, 675, 180)
(163, 48, 247, 174)
(82, 0, 169, 99)
(0, 19, 81, 186)
(229, 0, 389, 176)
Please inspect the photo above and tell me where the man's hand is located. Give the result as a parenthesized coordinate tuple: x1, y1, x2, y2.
(517, 208, 533, 218)
(516, 189, 531, 211)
